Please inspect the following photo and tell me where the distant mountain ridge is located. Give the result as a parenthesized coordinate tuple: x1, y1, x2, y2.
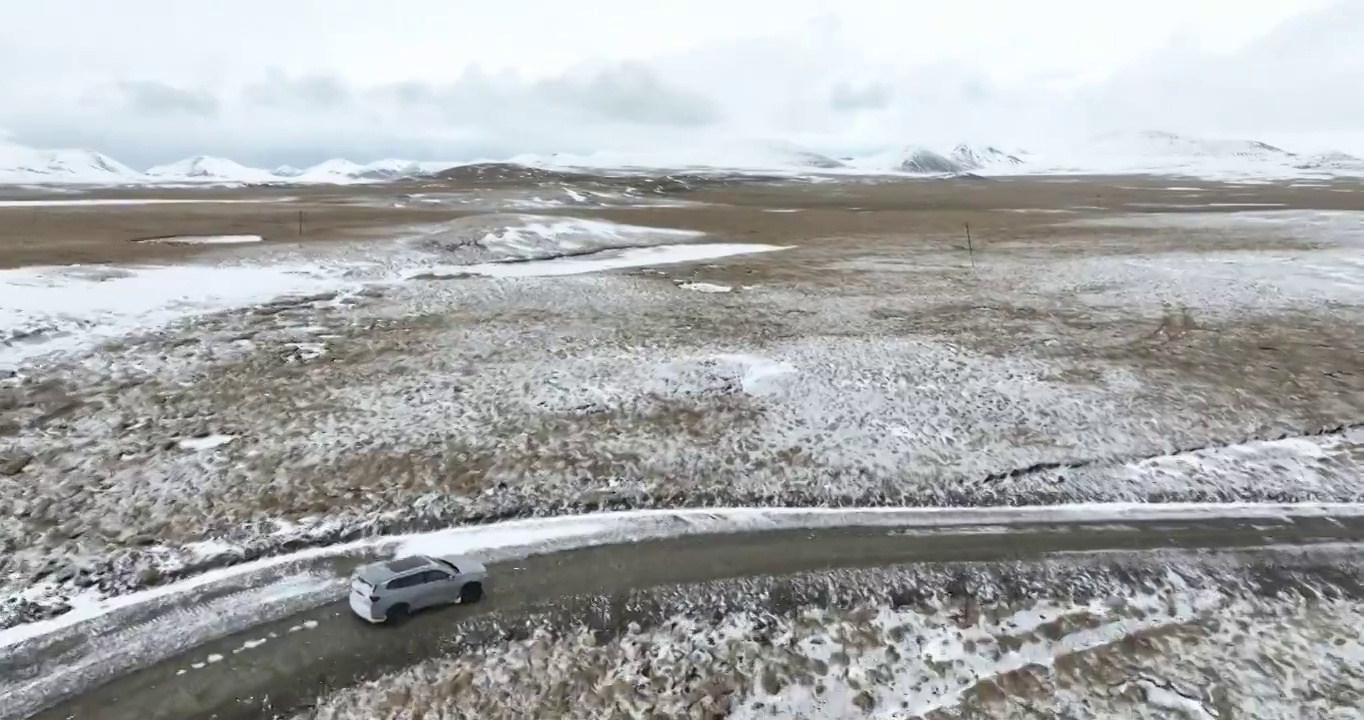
(146, 155, 277, 182)
(2, 131, 1363, 185)
(0, 142, 139, 182)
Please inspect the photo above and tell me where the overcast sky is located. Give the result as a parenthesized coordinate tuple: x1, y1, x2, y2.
(0, 0, 1355, 167)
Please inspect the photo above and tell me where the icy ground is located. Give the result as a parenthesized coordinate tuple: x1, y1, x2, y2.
(2, 207, 1363, 629)
(298, 549, 1364, 720)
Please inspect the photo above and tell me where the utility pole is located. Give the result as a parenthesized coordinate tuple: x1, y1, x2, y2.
(965, 222, 975, 269)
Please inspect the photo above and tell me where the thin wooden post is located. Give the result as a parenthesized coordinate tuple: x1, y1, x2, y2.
(965, 222, 975, 269)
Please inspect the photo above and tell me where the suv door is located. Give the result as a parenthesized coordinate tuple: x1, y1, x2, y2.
(417, 569, 458, 607)
(384, 572, 422, 612)
(397, 570, 444, 609)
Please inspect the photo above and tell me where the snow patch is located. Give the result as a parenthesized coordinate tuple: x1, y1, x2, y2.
(176, 434, 235, 451)
(678, 281, 733, 293)
(413, 215, 705, 265)
(233, 638, 268, 653)
(0, 262, 346, 369)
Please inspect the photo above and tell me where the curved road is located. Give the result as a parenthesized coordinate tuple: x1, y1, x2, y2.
(22, 514, 1364, 720)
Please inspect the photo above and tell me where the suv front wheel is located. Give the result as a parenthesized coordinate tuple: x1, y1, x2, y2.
(459, 582, 484, 604)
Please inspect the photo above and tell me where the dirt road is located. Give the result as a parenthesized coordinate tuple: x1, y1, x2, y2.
(19, 514, 1363, 720)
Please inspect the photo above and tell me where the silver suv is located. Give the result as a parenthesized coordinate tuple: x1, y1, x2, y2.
(348, 554, 487, 624)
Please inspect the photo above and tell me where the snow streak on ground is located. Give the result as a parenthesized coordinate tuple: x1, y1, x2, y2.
(299, 552, 1364, 720)
(141, 234, 264, 245)
(435, 243, 786, 279)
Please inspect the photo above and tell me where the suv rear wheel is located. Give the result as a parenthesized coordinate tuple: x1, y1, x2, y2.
(384, 603, 411, 624)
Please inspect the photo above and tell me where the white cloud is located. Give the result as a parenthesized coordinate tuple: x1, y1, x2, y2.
(0, 0, 1355, 166)
(1090, 1, 1364, 141)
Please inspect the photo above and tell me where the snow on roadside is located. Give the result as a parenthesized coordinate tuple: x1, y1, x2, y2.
(4, 502, 1363, 651)
(1, 573, 338, 720)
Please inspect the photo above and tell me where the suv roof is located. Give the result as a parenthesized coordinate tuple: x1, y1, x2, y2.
(354, 555, 437, 586)
(384, 556, 432, 574)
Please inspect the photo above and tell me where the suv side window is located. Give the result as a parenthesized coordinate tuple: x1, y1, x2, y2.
(386, 573, 420, 590)
(421, 570, 451, 583)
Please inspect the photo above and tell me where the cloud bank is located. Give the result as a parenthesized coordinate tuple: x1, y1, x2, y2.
(0, 0, 1357, 167)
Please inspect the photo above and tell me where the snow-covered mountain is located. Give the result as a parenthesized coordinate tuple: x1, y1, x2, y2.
(896, 148, 963, 174)
(290, 158, 421, 182)
(354, 158, 425, 179)
(1022, 130, 1352, 178)
(833, 144, 1026, 176)
(950, 144, 1025, 171)
(0, 141, 141, 184)
(145, 155, 278, 183)
(302, 158, 366, 180)
(3, 132, 1364, 186)
(511, 140, 847, 174)
(1092, 130, 1296, 162)
(289, 158, 460, 181)
(1293, 151, 1364, 173)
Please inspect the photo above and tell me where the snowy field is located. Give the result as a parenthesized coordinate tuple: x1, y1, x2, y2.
(298, 548, 1364, 720)
(2, 182, 1363, 630)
